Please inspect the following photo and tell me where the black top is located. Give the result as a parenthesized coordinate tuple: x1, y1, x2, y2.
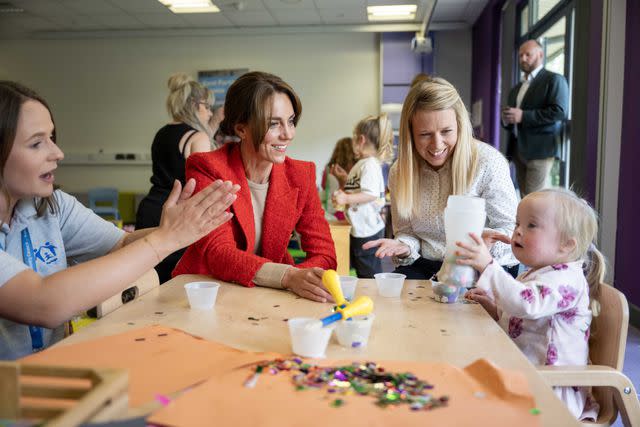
(148, 123, 196, 196)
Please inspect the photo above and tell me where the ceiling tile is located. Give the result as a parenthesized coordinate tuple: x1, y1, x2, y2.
(135, 12, 189, 28)
(108, 0, 169, 13)
(92, 13, 144, 29)
(223, 10, 277, 26)
(10, 0, 85, 20)
(59, 0, 123, 15)
(217, 0, 266, 11)
(317, 7, 366, 24)
(0, 14, 60, 31)
(269, 8, 322, 25)
(314, 0, 366, 8)
(262, 0, 315, 9)
(178, 13, 234, 27)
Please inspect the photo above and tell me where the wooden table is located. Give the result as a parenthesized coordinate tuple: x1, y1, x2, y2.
(62, 275, 579, 427)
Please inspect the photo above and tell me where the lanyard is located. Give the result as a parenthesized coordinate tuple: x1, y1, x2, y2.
(21, 228, 44, 352)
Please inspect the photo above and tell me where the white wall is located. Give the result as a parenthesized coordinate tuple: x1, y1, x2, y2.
(0, 33, 379, 192)
(433, 29, 472, 107)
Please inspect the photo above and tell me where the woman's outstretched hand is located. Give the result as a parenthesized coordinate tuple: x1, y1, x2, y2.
(156, 178, 239, 251)
(362, 238, 411, 259)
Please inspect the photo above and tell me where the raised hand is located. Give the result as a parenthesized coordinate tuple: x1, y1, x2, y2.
(157, 178, 239, 250)
(362, 238, 411, 259)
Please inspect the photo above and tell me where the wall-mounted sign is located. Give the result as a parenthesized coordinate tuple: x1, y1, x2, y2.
(198, 68, 248, 107)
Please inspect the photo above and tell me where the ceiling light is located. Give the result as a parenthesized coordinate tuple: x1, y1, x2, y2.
(367, 5, 417, 21)
(157, 0, 220, 14)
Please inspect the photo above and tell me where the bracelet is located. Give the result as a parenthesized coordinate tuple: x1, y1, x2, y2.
(143, 236, 163, 263)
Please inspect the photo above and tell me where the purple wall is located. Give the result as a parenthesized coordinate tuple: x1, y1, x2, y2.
(616, 0, 640, 309)
(471, 0, 503, 146)
(381, 32, 435, 104)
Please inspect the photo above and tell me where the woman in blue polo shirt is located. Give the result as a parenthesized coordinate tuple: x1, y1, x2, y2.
(0, 81, 239, 360)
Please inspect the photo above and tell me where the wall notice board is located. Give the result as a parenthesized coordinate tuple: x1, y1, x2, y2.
(198, 68, 248, 107)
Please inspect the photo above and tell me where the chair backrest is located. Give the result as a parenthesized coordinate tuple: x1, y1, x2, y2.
(88, 187, 120, 219)
(589, 282, 629, 424)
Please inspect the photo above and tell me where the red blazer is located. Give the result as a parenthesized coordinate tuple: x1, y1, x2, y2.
(173, 143, 337, 286)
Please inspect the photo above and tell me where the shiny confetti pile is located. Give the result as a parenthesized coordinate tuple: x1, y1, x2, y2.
(244, 357, 449, 411)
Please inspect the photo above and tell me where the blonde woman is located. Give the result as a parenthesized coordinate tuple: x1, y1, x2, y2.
(136, 73, 216, 282)
(364, 77, 519, 279)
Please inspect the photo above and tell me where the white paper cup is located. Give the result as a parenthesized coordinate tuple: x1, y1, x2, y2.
(335, 314, 375, 348)
(184, 281, 220, 310)
(339, 276, 358, 301)
(374, 273, 406, 297)
(288, 317, 334, 358)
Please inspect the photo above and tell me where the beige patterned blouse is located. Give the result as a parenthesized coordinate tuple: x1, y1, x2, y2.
(389, 141, 519, 267)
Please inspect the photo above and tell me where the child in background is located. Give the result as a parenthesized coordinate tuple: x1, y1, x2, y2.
(333, 114, 393, 278)
(321, 137, 355, 221)
(0, 81, 238, 360)
(458, 188, 602, 420)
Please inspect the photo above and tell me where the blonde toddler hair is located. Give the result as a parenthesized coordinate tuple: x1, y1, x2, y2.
(353, 113, 394, 164)
(537, 188, 605, 316)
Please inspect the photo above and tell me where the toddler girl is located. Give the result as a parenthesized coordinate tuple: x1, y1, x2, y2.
(458, 188, 602, 420)
(332, 114, 393, 278)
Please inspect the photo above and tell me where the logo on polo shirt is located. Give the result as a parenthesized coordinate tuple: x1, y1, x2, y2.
(34, 242, 59, 265)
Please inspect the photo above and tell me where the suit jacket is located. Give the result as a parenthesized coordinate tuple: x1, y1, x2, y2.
(503, 68, 569, 160)
(173, 143, 337, 286)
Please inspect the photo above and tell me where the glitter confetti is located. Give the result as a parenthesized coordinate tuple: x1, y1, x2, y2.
(529, 408, 541, 415)
(244, 358, 448, 412)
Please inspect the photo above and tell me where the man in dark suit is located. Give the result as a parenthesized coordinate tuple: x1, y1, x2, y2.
(502, 39, 569, 196)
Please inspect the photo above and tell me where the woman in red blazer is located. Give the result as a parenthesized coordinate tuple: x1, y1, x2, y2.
(173, 72, 337, 302)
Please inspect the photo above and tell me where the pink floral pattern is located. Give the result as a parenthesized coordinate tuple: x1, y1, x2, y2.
(557, 285, 577, 309)
(508, 317, 523, 339)
(584, 328, 590, 342)
(545, 343, 558, 365)
(558, 307, 578, 324)
(537, 284, 551, 299)
(552, 263, 569, 270)
(520, 288, 534, 303)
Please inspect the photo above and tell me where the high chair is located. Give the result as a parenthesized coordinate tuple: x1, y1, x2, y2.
(538, 283, 640, 427)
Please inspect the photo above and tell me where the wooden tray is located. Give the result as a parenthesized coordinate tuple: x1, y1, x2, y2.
(0, 362, 128, 426)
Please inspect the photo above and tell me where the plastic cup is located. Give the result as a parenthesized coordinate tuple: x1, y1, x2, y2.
(184, 282, 220, 310)
(288, 317, 334, 358)
(374, 273, 406, 297)
(335, 314, 375, 348)
(431, 281, 461, 304)
(340, 276, 358, 301)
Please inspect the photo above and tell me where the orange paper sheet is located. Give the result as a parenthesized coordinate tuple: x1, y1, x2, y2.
(149, 358, 541, 427)
(21, 325, 541, 427)
(21, 325, 272, 406)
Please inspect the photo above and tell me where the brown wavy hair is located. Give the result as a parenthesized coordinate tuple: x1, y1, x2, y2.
(219, 71, 302, 150)
(0, 81, 59, 217)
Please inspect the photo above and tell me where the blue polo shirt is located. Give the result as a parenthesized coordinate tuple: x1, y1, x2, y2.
(0, 190, 125, 360)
